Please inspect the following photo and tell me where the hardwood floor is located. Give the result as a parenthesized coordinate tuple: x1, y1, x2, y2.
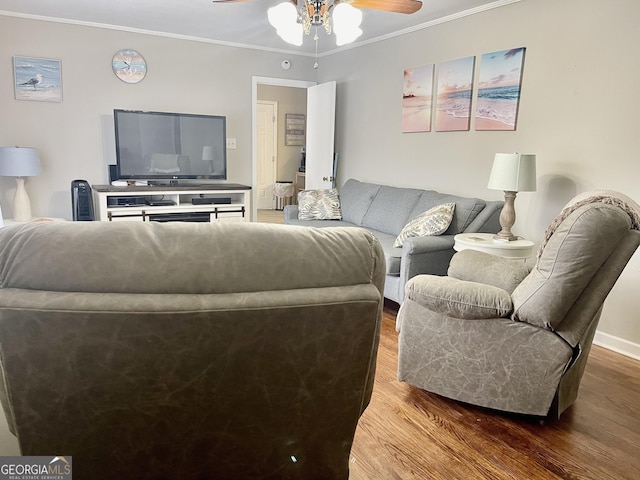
(348, 302, 640, 480)
(257, 209, 285, 224)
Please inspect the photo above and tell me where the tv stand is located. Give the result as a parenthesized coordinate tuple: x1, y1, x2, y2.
(92, 184, 252, 223)
(147, 180, 193, 187)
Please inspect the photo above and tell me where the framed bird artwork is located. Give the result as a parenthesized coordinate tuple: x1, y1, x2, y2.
(13, 56, 62, 102)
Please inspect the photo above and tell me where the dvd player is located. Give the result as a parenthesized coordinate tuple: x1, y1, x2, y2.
(147, 200, 176, 206)
(192, 197, 231, 205)
(107, 196, 147, 207)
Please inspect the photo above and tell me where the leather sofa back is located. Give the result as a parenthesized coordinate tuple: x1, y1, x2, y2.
(0, 222, 385, 480)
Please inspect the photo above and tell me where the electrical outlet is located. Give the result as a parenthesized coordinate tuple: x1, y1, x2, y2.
(226, 138, 237, 149)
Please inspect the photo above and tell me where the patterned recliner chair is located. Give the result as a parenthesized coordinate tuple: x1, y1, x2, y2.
(396, 191, 640, 418)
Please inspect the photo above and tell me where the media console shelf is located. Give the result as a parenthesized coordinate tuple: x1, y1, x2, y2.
(92, 184, 252, 223)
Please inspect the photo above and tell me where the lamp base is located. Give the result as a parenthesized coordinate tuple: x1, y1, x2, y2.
(13, 177, 32, 222)
(494, 190, 518, 242)
(493, 232, 519, 242)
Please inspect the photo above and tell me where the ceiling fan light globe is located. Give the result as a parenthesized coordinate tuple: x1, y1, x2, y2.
(268, 2, 303, 45)
(267, 2, 297, 29)
(335, 26, 362, 45)
(333, 3, 363, 45)
(278, 24, 304, 45)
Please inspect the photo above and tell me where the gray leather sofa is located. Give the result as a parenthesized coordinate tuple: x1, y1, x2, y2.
(285, 178, 503, 304)
(0, 221, 385, 480)
(396, 192, 640, 418)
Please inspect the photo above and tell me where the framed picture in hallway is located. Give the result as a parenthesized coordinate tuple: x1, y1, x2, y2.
(13, 56, 62, 102)
(285, 113, 306, 146)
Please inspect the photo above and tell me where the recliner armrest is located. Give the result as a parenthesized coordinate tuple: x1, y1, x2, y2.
(404, 274, 513, 320)
(448, 249, 531, 294)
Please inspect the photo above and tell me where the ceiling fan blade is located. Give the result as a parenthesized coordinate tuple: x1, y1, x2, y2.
(349, 0, 422, 14)
(211, 0, 422, 14)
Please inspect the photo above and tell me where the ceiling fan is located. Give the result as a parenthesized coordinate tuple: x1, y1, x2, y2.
(212, 0, 422, 15)
(212, 0, 423, 46)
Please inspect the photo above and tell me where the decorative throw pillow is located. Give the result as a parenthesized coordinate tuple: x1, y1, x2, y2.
(393, 203, 455, 247)
(298, 188, 342, 220)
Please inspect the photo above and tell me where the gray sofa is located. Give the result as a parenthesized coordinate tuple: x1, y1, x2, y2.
(0, 221, 385, 479)
(284, 178, 503, 304)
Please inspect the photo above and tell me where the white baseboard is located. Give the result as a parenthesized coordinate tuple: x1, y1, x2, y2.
(593, 330, 640, 362)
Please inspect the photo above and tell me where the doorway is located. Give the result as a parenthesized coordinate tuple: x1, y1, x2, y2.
(252, 77, 315, 221)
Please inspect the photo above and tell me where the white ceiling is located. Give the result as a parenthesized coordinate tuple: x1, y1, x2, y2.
(0, 0, 518, 55)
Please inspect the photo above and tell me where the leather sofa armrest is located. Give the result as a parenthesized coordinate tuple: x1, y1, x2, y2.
(405, 274, 513, 319)
(448, 250, 531, 294)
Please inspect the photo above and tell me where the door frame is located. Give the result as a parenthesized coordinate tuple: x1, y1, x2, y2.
(252, 76, 315, 221)
(256, 100, 278, 210)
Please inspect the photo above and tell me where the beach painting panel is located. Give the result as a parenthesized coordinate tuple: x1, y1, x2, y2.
(475, 47, 525, 131)
(13, 56, 62, 102)
(435, 56, 475, 132)
(402, 64, 434, 133)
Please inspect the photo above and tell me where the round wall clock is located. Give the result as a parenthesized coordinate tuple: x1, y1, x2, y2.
(112, 49, 147, 84)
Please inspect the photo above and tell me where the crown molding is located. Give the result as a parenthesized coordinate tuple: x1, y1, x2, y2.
(0, 0, 521, 58)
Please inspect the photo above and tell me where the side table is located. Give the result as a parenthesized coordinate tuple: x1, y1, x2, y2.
(454, 233, 535, 259)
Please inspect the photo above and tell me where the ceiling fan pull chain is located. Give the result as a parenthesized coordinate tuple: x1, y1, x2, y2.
(314, 29, 319, 69)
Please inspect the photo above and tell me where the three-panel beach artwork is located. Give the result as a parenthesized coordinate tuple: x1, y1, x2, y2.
(402, 47, 525, 133)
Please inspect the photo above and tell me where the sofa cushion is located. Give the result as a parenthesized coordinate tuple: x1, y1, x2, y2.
(298, 189, 342, 220)
(393, 203, 455, 248)
(409, 193, 486, 235)
(339, 179, 380, 225)
(361, 185, 423, 235)
(512, 203, 632, 330)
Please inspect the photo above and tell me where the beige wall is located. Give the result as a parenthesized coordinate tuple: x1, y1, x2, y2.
(257, 84, 307, 182)
(318, 0, 640, 354)
(0, 16, 314, 219)
(0, 0, 639, 356)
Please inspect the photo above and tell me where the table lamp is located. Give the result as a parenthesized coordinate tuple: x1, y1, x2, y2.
(0, 146, 42, 222)
(487, 153, 536, 241)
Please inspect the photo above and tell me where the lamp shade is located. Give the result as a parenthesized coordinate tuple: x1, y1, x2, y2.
(0, 146, 42, 177)
(202, 146, 215, 161)
(487, 153, 536, 192)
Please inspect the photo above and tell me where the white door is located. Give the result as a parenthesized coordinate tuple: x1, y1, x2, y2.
(305, 81, 336, 190)
(256, 101, 277, 209)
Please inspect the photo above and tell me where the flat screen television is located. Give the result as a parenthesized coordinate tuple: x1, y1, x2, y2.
(114, 109, 227, 183)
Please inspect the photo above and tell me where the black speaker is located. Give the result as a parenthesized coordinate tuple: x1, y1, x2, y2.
(108, 164, 118, 183)
(71, 179, 95, 221)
